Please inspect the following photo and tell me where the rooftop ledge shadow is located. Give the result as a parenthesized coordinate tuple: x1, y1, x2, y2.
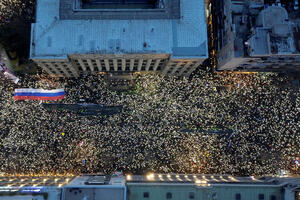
(30, 0, 207, 59)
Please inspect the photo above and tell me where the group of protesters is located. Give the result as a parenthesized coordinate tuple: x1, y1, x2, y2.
(0, 70, 299, 176)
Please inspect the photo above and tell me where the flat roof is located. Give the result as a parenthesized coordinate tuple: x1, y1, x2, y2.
(65, 175, 125, 188)
(30, 0, 208, 59)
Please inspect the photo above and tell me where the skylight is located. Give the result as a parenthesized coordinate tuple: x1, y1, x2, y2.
(81, 0, 161, 9)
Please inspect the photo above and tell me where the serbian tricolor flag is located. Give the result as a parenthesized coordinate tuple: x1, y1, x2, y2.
(14, 88, 65, 101)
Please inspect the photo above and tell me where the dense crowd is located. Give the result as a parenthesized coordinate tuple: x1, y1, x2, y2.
(0, 71, 299, 176)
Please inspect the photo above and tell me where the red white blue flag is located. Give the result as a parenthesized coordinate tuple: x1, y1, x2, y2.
(14, 88, 65, 101)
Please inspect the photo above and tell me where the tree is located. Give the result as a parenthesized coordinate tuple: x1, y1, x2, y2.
(0, 0, 36, 60)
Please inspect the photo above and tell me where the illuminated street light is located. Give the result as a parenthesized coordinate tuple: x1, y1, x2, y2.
(176, 175, 182, 181)
(146, 173, 154, 180)
(158, 174, 163, 181)
(126, 174, 132, 181)
(195, 179, 201, 184)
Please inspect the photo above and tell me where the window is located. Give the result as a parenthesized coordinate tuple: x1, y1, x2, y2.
(236, 193, 241, 200)
(261, 57, 267, 61)
(212, 193, 217, 200)
(189, 192, 195, 199)
(166, 192, 172, 199)
(143, 192, 149, 198)
(270, 195, 276, 200)
(259, 194, 264, 200)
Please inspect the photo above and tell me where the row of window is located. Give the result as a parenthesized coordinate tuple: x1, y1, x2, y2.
(40, 62, 75, 77)
(166, 62, 199, 75)
(260, 57, 300, 61)
(245, 57, 300, 64)
(258, 194, 277, 200)
(142, 192, 277, 200)
(39, 59, 200, 76)
(237, 63, 300, 70)
(74, 58, 166, 72)
(143, 192, 194, 199)
(169, 61, 199, 67)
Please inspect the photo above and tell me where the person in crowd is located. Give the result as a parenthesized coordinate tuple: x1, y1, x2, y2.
(0, 71, 299, 176)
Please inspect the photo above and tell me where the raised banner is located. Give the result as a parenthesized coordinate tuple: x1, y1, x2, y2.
(14, 88, 65, 101)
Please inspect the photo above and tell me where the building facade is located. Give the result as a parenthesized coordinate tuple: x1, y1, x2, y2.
(0, 174, 126, 200)
(212, 0, 300, 72)
(0, 174, 299, 200)
(30, 0, 208, 77)
(127, 174, 300, 200)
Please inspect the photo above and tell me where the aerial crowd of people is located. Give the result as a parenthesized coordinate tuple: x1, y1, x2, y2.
(0, 70, 299, 176)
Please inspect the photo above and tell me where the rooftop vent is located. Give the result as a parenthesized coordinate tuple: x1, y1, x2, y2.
(84, 176, 107, 185)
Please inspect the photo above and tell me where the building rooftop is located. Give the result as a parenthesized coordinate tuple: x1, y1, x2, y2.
(30, 0, 208, 60)
(0, 174, 126, 200)
(231, 2, 300, 58)
(66, 174, 125, 188)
